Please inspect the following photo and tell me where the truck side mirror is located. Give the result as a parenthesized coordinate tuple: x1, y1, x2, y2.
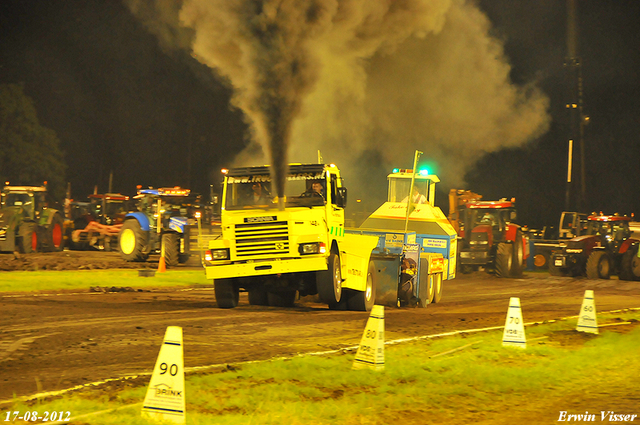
(336, 187, 347, 208)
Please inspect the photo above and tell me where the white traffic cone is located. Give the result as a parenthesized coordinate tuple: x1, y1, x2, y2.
(353, 305, 385, 371)
(577, 290, 599, 334)
(142, 326, 186, 424)
(502, 297, 526, 349)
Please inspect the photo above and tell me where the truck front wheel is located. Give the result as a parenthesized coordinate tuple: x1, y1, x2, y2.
(215, 278, 239, 308)
(317, 251, 342, 306)
(347, 260, 376, 312)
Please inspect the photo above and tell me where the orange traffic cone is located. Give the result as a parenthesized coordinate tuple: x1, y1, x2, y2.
(157, 255, 166, 273)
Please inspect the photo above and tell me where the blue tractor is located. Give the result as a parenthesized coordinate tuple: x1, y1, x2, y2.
(118, 187, 198, 266)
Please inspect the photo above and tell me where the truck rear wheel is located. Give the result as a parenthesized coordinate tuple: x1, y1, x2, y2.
(215, 278, 239, 308)
(586, 251, 610, 279)
(162, 233, 179, 266)
(248, 287, 269, 305)
(317, 251, 342, 306)
(48, 213, 65, 252)
(620, 245, 640, 281)
(347, 260, 376, 312)
(267, 291, 297, 307)
(495, 243, 513, 278)
(18, 222, 38, 253)
(431, 273, 443, 303)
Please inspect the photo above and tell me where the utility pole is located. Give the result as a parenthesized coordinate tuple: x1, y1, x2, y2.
(564, 0, 588, 212)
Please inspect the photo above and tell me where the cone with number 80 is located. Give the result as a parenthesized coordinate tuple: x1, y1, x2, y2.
(353, 305, 385, 371)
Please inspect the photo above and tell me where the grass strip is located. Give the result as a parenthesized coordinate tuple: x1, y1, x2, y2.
(0, 270, 209, 293)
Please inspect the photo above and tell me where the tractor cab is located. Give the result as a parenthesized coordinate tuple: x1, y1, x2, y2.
(1, 186, 48, 220)
(463, 200, 517, 247)
(585, 214, 632, 252)
(87, 193, 131, 225)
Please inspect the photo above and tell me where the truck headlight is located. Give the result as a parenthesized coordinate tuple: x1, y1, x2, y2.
(299, 242, 326, 255)
(205, 249, 230, 261)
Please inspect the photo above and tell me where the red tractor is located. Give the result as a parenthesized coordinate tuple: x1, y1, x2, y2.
(456, 198, 529, 277)
(550, 213, 640, 280)
(67, 193, 132, 251)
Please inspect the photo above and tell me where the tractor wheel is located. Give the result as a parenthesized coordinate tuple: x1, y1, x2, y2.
(620, 245, 640, 281)
(214, 278, 239, 308)
(47, 213, 65, 252)
(267, 291, 297, 307)
(248, 287, 269, 306)
(495, 243, 513, 278)
(347, 260, 377, 312)
(118, 220, 148, 262)
(431, 273, 443, 303)
(162, 233, 179, 267)
(586, 251, 610, 279)
(509, 231, 524, 277)
(317, 250, 342, 306)
(18, 222, 38, 253)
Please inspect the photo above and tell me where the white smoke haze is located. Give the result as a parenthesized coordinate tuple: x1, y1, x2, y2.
(126, 0, 550, 209)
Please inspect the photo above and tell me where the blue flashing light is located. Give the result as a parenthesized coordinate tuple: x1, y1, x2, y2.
(392, 168, 400, 173)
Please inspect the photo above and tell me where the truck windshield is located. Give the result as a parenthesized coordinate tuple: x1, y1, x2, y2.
(225, 176, 327, 210)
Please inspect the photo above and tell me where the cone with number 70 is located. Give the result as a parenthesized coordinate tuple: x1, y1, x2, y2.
(502, 297, 526, 348)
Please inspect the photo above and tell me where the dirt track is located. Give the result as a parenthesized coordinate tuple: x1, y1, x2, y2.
(1, 253, 639, 406)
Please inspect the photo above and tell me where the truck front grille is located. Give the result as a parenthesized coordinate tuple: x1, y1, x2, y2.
(234, 221, 289, 257)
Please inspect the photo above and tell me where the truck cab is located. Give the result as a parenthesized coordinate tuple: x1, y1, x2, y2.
(203, 163, 379, 310)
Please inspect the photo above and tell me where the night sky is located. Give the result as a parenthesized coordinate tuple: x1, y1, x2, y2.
(1, 1, 638, 228)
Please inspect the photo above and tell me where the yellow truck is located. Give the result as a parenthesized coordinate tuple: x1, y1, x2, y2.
(202, 163, 379, 310)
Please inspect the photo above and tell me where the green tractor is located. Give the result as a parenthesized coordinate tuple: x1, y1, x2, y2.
(0, 184, 66, 253)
